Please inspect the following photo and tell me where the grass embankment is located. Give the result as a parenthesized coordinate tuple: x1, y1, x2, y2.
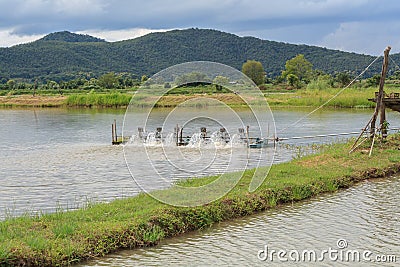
(1, 135, 400, 266)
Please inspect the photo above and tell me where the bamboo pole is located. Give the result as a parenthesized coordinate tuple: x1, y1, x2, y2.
(369, 129, 377, 157)
(370, 46, 391, 138)
(349, 115, 374, 153)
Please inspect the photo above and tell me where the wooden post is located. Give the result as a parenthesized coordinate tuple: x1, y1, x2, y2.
(370, 46, 391, 138)
(112, 123, 115, 144)
(175, 124, 179, 146)
(113, 119, 117, 143)
(379, 47, 390, 139)
(179, 127, 183, 145)
(246, 125, 250, 144)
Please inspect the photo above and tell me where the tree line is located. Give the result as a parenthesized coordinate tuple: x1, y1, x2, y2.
(0, 72, 142, 91)
(242, 55, 400, 89)
(2, 54, 400, 93)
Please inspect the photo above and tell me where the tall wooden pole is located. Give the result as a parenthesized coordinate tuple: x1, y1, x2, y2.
(113, 119, 117, 143)
(112, 123, 115, 144)
(175, 124, 179, 146)
(370, 46, 391, 138)
(379, 47, 391, 139)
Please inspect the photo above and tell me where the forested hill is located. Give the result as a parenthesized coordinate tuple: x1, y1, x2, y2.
(38, 31, 106, 43)
(0, 28, 395, 82)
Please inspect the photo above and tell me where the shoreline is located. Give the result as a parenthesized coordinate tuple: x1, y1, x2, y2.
(1, 135, 400, 266)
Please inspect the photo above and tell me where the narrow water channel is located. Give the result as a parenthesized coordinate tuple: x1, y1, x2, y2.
(81, 176, 400, 266)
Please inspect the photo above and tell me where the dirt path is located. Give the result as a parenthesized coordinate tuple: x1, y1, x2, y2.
(0, 95, 67, 107)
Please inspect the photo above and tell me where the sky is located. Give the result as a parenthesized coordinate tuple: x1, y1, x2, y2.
(0, 0, 399, 55)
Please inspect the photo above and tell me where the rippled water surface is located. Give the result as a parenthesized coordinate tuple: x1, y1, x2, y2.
(0, 107, 399, 218)
(82, 176, 400, 266)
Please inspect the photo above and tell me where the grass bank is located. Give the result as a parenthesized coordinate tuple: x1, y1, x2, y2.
(1, 135, 400, 266)
(65, 92, 132, 108)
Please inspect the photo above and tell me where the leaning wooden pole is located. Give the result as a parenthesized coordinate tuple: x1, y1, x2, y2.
(370, 46, 391, 138)
(379, 47, 391, 139)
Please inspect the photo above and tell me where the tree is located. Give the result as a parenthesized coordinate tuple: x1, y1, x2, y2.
(389, 70, 400, 80)
(98, 72, 118, 89)
(366, 74, 380, 87)
(287, 74, 300, 88)
(241, 60, 265, 85)
(282, 54, 313, 84)
(6, 79, 15, 90)
(335, 72, 351, 87)
(213, 75, 229, 91)
(175, 72, 211, 86)
(141, 75, 149, 83)
(47, 80, 59, 90)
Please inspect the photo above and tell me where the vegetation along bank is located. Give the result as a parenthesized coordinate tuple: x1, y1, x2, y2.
(1, 85, 397, 109)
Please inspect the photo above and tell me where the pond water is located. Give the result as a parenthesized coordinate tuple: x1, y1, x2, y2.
(0, 107, 399, 217)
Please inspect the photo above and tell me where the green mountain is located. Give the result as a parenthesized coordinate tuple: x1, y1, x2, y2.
(38, 31, 106, 43)
(0, 28, 394, 82)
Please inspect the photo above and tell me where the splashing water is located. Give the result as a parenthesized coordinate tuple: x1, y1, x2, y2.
(145, 132, 159, 146)
(164, 133, 175, 147)
(228, 134, 246, 147)
(187, 133, 203, 148)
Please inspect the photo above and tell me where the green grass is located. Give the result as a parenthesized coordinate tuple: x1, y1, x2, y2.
(1, 134, 400, 266)
(66, 92, 132, 107)
(65, 86, 387, 109)
(265, 87, 380, 108)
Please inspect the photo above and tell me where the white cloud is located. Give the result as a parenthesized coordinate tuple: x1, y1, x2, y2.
(13, 0, 107, 16)
(78, 28, 171, 42)
(320, 21, 400, 55)
(0, 29, 44, 47)
(53, 0, 107, 16)
(213, 0, 369, 21)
